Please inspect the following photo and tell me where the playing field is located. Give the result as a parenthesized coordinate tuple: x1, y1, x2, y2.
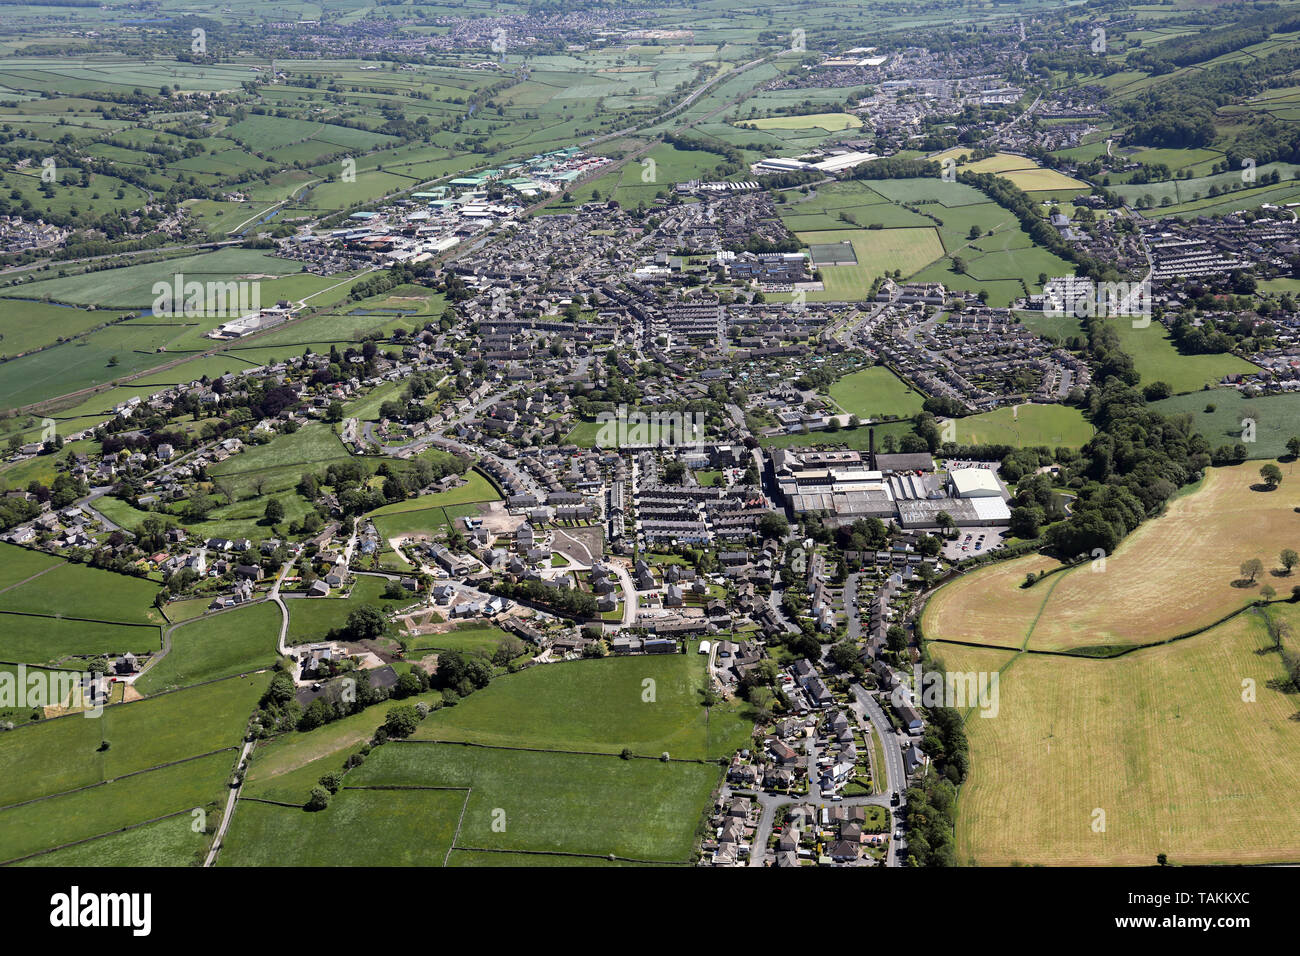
(344, 741, 720, 863)
(827, 366, 925, 420)
(946, 403, 1095, 449)
(797, 227, 945, 300)
(921, 461, 1300, 653)
(937, 601, 1300, 865)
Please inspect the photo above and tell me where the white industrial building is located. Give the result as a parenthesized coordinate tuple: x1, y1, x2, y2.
(776, 456, 1012, 528)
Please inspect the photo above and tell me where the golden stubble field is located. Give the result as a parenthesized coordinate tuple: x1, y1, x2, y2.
(937, 605, 1300, 865)
(921, 461, 1300, 652)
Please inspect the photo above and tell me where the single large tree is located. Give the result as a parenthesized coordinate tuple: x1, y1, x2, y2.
(264, 497, 284, 524)
(1242, 558, 1265, 583)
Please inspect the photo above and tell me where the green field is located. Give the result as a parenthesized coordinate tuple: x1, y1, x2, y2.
(0, 748, 232, 864)
(370, 502, 485, 543)
(403, 622, 514, 656)
(0, 675, 262, 809)
(1152, 390, 1300, 460)
(827, 365, 926, 420)
(947, 403, 1095, 449)
(742, 112, 862, 132)
(797, 227, 945, 301)
(212, 644, 754, 866)
(409, 651, 752, 760)
(0, 558, 162, 626)
(761, 419, 915, 451)
(10, 812, 215, 867)
(1103, 320, 1259, 394)
(0, 300, 114, 360)
(785, 178, 1070, 307)
(0, 248, 305, 310)
(219, 787, 465, 867)
(136, 601, 283, 694)
(1017, 309, 1086, 344)
(0, 614, 158, 667)
(366, 469, 500, 515)
(348, 742, 717, 863)
(285, 575, 408, 645)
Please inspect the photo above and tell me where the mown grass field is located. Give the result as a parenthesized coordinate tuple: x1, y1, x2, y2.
(931, 149, 1088, 192)
(773, 176, 1072, 307)
(826, 365, 926, 419)
(921, 552, 1066, 651)
(797, 227, 945, 301)
(921, 461, 1300, 653)
(947, 403, 1095, 449)
(938, 602, 1300, 865)
(741, 112, 862, 131)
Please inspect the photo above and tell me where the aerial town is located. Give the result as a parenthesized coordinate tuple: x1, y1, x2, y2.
(0, 1, 1295, 926)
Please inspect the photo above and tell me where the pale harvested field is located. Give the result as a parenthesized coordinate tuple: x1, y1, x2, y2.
(921, 462, 1300, 652)
(920, 552, 1065, 649)
(938, 603, 1300, 865)
(930, 149, 1088, 190)
(1030, 462, 1300, 650)
(1000, 168, 1088, 191)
